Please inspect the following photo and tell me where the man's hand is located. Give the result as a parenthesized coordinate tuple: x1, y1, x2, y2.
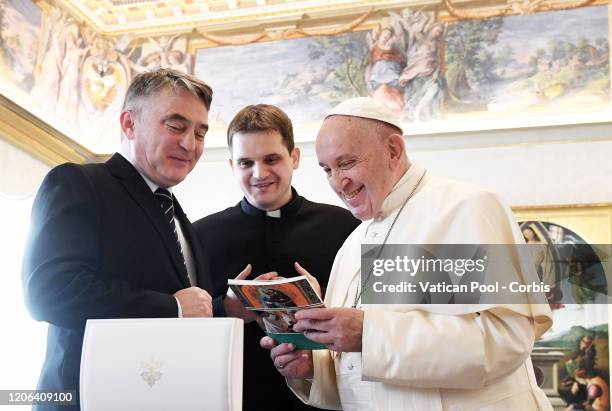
(260, 336, 313, 379)
(174, 287, 213, 317)
(224, 264, 280, 322)
(294, 262, 322, 299)
(293, 307, 364, 352)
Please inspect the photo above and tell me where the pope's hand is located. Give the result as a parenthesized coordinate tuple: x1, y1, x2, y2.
(293, 307, 364, 352)
(260, 336, 314, 379)
(224, 264, 280, 322)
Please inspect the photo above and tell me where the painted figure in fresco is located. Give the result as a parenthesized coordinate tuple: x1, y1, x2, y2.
(578, 369, 610, 411)
(31, 5, 132, 129)
(398, 9, 445, 122)
(80, 36, 129, 115)
(167, 49, 192, 73)
(133, 35, 191, 74)
(56, 22, 88, 122)
(0, 0, 41, 86)
(541, 222, 609, 306)
(564, 368, 610, 411)
(31, 7, 67, 104)
(365, 9, 445, 121)
(366, 19, 406, 115)
(561, 335, 610, 411)
(561, 372, 589, 410)
(566, 335, 596, 377)
(520, 221, 562, 306)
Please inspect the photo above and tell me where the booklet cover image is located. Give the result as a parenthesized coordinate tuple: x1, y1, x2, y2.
(228, 276, 322, 310)
(228, 276, 325, 349)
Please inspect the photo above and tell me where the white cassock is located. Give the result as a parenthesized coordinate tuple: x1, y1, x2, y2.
(288, 163, 553, 411)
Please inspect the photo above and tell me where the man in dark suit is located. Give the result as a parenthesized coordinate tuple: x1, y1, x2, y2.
(194, 104, 360, 411)
(22, 68, 223, 410)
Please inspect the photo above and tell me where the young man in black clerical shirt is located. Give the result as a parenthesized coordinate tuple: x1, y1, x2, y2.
(193, 104, 359, 411)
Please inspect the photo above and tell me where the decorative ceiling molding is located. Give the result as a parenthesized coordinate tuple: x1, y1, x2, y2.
(195, 7, 372, 45)
(58, 0, 418, 36)
(513, 202, 612, 211)
(56, 0, 612, 38)
(443, 0, 599, 20)
(0, 95, 106, 166)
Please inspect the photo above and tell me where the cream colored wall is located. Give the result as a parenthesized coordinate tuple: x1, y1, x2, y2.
(0, 137, 50, 392)
(0, 138, 50, 196)
(4, 121, 611, 220)
(175, 122, 612, 221)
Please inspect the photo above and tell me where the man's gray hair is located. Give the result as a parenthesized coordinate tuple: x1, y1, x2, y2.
(122, 68, 213, 114)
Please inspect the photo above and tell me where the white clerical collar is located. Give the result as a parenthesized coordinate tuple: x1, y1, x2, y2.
(117, 151, 171, 195)
(266, 209, 281, 218)
(376, 163, 427, 220)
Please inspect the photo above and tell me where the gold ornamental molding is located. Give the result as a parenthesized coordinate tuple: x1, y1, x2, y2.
(195, 7, 373, 45)
(0, 95, 105, 166)
(513, 203, 612, 212)
(443, 0, 598, 20)
(55, 0, 612, 37)
(58, 0, 414, 37)
(512, 203, 612, 244)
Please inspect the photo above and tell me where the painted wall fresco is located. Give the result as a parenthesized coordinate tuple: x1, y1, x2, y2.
(0, 0, 41, 90)
(444, 6, 610, 120)
(0, 1, 191, 152)
(195, 5, 609, 144)
(195, 32, 370, 138)
(0, 1, 609, 151)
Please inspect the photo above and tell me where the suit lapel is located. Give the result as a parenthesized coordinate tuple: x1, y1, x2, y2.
(106, 154, 190, 288)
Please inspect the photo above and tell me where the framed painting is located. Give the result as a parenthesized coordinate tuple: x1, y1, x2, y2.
(514, 203, 612, 410)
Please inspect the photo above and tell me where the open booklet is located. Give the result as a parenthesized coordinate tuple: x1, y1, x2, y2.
(227, 276, 326, 350)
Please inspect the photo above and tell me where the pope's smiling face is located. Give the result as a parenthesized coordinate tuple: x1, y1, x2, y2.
(230, 130, 300, 211)
(316, 115, 397, 221)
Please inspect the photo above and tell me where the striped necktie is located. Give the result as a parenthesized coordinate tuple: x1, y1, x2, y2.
(154, 188, 186, 268)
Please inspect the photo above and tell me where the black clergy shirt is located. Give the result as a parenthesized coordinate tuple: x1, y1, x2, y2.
(194, 188, 360, 411)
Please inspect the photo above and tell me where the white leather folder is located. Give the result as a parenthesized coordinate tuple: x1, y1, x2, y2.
(80, 318, 243, 411)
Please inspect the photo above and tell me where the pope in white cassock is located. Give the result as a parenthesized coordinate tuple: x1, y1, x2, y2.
(261, 97, 554, 410)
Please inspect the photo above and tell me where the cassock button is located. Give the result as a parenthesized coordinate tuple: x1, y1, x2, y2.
(369, 231, 378, 238)
(348, 364, 354, 370)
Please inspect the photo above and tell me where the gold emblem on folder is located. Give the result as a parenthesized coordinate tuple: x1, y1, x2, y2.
(140, 356, 163, 387)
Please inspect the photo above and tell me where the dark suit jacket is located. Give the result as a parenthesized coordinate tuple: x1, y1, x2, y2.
(22, 153, 214, 410)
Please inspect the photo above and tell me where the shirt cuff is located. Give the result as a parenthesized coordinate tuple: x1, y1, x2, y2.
(212, 295, 226, 317)
(174, 296, 183, 318)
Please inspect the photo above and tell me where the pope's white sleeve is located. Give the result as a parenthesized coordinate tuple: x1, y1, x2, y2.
(287, 349, 342, 409)
(361, 307, 535, 389)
